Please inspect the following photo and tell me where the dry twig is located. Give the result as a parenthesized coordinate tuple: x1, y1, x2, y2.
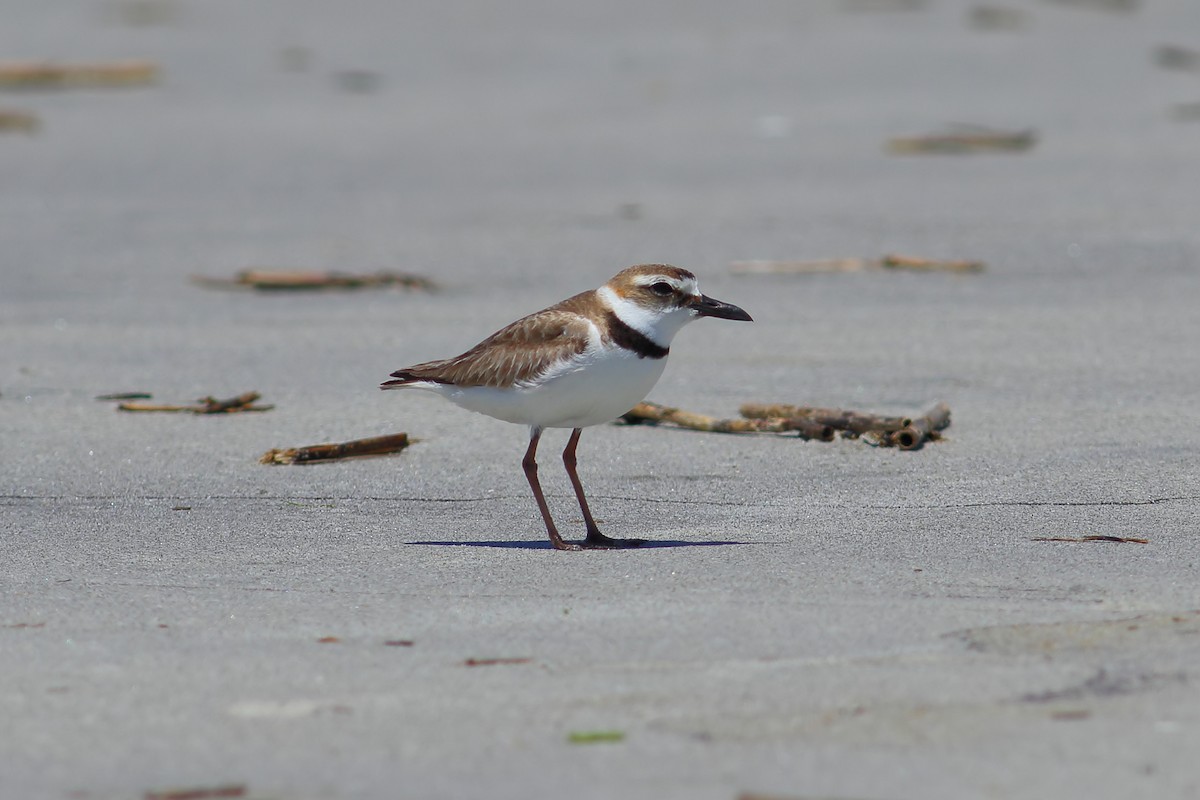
(191, 269, 436, 292)
(0, 60, 158, 89)
(621, 401, 951, 449)
(116, 391, 273, 414)
(0, 109, 39, 132)
(1154, 45, 1200, 72)
(260, 433, 411, 464)
(731, 254, 983, 275)
(1031, 535, 1149, 544)
(143, 786, 246, 800)
(887, 125, 1036, 155)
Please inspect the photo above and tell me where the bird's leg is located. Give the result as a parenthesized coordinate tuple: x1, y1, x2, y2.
(562, 428, 645, 549)
(523, 427, 579, 551)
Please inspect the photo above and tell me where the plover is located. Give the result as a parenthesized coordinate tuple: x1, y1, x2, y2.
(381, 264, 752, 550)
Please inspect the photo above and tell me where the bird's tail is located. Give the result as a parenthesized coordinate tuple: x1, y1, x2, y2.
(380, 370, 420, 390)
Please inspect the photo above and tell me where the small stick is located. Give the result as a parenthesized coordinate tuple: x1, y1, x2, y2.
(0, 109, 39, 132)
(567, 730, 625, 744)
(191, 270, 436, 292)
(623, 401, 949, 447)
(117, 391, 272, 414)
(881, 253, 985, 273)
(96, 391, 153, 401)
(622, 402, 835, 439)
(730, 258, 874, 275)
(0, 60, 158, 89)
(463, 657, 531, 667)
(1169, 102, 1200, 121)
(1031, 535, 1149, 544)
(1154, 45, 1200, 72)
(260, 432, 411, 465)
(887, 402, 951, 450)
(739, 404, 910, 434)
(143, 786, 246, 800)
(731, 255, 984, 275)
(887, 127, 1035, 155)
(197, 391, 264, 413)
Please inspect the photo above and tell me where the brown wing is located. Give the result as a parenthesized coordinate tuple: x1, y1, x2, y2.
(384, 302, 596, 389)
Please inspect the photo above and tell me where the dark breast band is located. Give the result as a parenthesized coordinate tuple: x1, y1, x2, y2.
(604, 310, 669, 359)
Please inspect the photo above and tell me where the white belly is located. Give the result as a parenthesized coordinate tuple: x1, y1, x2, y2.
(437, 347, 667, 429)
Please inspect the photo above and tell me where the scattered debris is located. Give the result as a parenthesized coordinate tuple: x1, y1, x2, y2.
(463, 657, 532, 667)
(333, 70, 382, 94)
(0, 108, 39, 132)
(842, 0, 927, 11)
(731, 254, 984, 275)
(567, 730, 626, 744)
(968, 5, 1028, 30)
(172, 506, 191, 511)
(0, 60, 158, 90)
(192, 269, 435, 292)
(383, 640, 414, 647)
(1042, 0, 1138, 12)
(111, 0, 180, 27)
(1031, 535, 1149, 544)
(143, 786, 246, 800)
(887, 125, 1036, 155)
(616, 202, 643, 220)
(1050, 709, 1092, 721)
(1168, 102, 1200, 121)
(1155, 45, 1200, 72)
(95, 391, 153, 401)
(114, 391, 273, 414)
(620, 401, 951, 450)
(620, 401, 827, 437)
(278, 46, 313, 72)
(260, 432, 411, 465)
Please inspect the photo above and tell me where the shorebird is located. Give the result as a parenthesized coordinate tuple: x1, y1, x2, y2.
(382, 264, 752, 550)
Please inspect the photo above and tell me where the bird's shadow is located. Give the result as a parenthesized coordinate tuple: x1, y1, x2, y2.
(406, 539, 746, 550)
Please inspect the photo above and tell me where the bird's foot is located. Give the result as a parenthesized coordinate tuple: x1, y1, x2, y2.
(580, 531, 646, 550)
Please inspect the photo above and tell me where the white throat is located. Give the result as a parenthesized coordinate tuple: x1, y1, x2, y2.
(596, 285, 694, 348)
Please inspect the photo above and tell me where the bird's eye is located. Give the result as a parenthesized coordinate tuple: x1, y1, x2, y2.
(649, 281, 673, 296)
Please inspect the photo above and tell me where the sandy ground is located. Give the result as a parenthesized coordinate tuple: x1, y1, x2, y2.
(3, 1, 1200, 798)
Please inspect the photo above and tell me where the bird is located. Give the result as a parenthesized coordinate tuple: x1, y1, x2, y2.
(381, 264, 752, 550)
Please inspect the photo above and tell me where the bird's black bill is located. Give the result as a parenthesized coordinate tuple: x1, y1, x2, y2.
(690, 294, 753, 322)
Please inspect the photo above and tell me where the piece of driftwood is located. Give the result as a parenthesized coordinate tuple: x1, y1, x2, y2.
(887, 126, 1036, 155)
(622, 401, 951, 449)
(842, 0, 927, 11)
(731, 254, 984, 275)
(567, 730, 626, 744)
(260, 432, 411, 465)
(1043, 0, 1137, 11)
(191, 269, 436, 292)
(886, 402, 952, 450)
(740, 404, 911, 434)
(0, 60, 158, 89)
(143, 786, 246, 800)
(1031, 535, 1149, 544)
(463, 657, 531, 667)
(619, 402, 836, 440)
(1154, 45, 1200, 72)
(0, 109, 39, 132)
(1169, 102, 1200, 121)
(95, 391, 154, 401)
(116, 391, 273, 414)
(969, 5, 1029, 30)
